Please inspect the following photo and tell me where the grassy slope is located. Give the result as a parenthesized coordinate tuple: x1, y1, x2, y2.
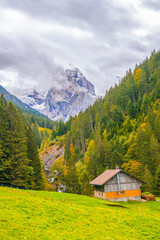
(0, 187, 160, 240)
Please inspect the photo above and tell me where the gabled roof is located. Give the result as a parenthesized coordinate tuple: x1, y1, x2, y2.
(90, 169, 121, 186)
(90, 169, 145, 186)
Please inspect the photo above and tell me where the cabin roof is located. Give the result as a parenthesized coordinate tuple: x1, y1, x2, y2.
(90, 169, 121, 186)
(90, 169, 144, 186)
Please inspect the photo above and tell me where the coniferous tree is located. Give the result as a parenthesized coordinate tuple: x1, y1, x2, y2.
(65, 142, 81, 193)
(154, 112, 160, 142)
(57, 120, 66, 136)
(0, 96, 50, 189)
(0, 96, 11, 183)
(143, 165, 153, 192)
(42, 50, 160, 195)
(127, 99, 136, 118)
(155, 79, 160, 100)
(31, 123, 42, 147)
(7, 102, 30, 188)
(150, 135, 160, 175)
(154, 164, 160, 196)
(51, 128, 57, 140)
(146, 108, 155, 129)
(141, 94, 149, 115)
(26, 126, 44, 189)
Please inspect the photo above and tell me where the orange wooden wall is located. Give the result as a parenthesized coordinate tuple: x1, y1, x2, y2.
(106, 189, 141, 199)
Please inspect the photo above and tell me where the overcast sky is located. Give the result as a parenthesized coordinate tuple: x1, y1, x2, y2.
(0, 0, 160, 95)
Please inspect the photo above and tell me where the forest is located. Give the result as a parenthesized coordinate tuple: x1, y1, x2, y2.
(49, 49, 160, 196)
(1, 50, 160, 196)
(0, 95, 49, 190)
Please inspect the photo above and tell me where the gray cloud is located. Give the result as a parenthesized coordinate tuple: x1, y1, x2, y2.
(2, 0, 138, 41)
(0, 34, 64, 89)
(142, 0, 160, 11)
(0, 0, 159, 95)
(128, 40, 147, 53)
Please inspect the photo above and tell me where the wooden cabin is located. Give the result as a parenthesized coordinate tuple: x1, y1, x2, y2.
(90, 169, 144, 202)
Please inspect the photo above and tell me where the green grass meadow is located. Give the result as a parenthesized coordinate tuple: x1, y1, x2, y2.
(0, 187, 160, 240)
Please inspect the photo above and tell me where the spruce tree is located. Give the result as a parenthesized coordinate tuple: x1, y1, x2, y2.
(154, 164, 160, 196)
(0, 98, 11, 184)
(127, 99, 136, 118)
(26, 126, 44, 189)
(141, 94, 149, 115)
(154, 112, 160, 142)
(143, 165, 153, 192)
(155, 79, 160, 100)
(7, 102, 30, 188)
(150, 135, 160, 175)
(65, 164, 81, 194)
(31, 124, 42, 147)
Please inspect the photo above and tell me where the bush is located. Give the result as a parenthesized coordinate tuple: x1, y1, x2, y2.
(141, 193, 156, 201)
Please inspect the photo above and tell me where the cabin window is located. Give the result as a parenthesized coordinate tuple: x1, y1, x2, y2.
(121, 191, 125, 195)
(99, 193, 100, 196)
(101, 193, 103, 196)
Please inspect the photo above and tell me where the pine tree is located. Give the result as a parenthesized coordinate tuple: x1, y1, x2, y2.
(31, 124, 42, 147)
(57, 120, 66, 136)
(103, 131, 112, 168)
(123, 118, 133, 133)
(127, 99, 136, 118)
(65, 164, 81, 194)
(0, 97, 11, 184)
(146, 108, 155, 129)
(26, 126, 44, 189)
(154, 112, 160, 142)
(51, 128, 57, 140)
(143, 165, 153, 192)
(7, 102, 30, 188)
(154, 164, 160, 196)
(135, 124, 152, 167)
(141, 94, 149, 115)
(150, 135, 160, 175)
(138, 68, 147, 97)
(155, 77, 160, 101)
(112, 107, 124, 127)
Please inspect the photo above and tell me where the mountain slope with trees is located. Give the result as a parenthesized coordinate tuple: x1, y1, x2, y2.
(0, 94, 47, 189)
(50, 50, 160, 196)
(0, 85, 58, 130)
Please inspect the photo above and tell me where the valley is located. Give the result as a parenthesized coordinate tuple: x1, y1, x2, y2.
(1, 1, 160, 240)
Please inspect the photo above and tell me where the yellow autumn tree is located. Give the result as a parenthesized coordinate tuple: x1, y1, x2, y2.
(133, 68, 141, 88)
(84, 139, 95, 166)
(122, 159, 143, 178)
(70, 141, 75, 162)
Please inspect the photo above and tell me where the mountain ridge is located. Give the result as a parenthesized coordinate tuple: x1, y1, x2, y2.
(11, 68, 96, 121)
(0, 85, 56, 123)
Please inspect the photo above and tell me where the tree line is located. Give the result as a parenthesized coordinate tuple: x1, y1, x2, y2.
(0, 94, 46, 189)
(50, 50, 160, 196)
(1, 49, 160, 195)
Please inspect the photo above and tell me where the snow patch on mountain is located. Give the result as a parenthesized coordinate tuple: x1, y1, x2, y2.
(11, 68, 96, 121)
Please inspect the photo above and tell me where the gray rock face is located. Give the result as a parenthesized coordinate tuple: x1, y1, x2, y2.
(12, 68, 96, 121)
(66, 68, 95, 95)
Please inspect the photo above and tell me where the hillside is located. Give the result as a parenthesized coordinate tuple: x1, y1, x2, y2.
(40, 137, 65, 178)
(0, 85, 34, 110)
(0, 85, 46, 117)
(0, 187, 160, 240)
(48, 50, 160, 196)
(0, 85, 58, 149)
(0, 84, 58, 131)
(0, 94, 49, 190)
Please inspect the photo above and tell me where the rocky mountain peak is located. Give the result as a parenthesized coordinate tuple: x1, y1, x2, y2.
(11, 67, 96, 121)
(66, 68, 95, 95)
